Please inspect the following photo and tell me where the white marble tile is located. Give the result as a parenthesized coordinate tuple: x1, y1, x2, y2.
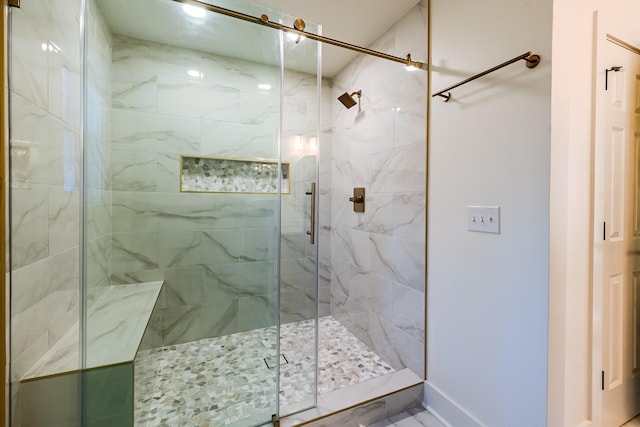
(370, 407, 445, 427)
(10, 329, 49, 382)
(11, 185, 49, 269)
(12, 291, 76, 378)
(11, 246, 79, 315)
(48, 57, 82, 128)
(9, 1, 50, 110)
(85, 282, 163, 368)
(111, 67, 158, 112)
(350, 270, 393, 319)
(282, 369, 422, 427)
(48, 0, 81, 67)
(114, 192, 276, 232)
(86, 0, 112, 100)
(281, 232, 306, 259)
(305, 400, 387, 427)
(393, 108, 426, 149)
(330, 287, 371, 348)
(48, 187, 79, 254)
(85, 235, 110, 289)
(112, 35, 202, 81)
(86, 85, 110, 141)
(21, 282, 163, 379)
(160, 265, 204, 307)
(20, 322, 79, 380)
(111, 232, 160, 273)
(331, 193, 357, 229)
(10, 92, 79, 188)
(156, 231, 201, 268)
(331, 159, 357, 196)
(370, 234, 425, 292)
(317, 381, 400, 419)
(156, 75, 241, 119)
(200, 229, 242, 264)
(368, 314, 424, 378)
(162, 300, 240, 345)
(330, 128, 351, 161)
(155, 153, 181, 193)
(200, 120, 278, 159)
(84, 187, 111, 238)
(331, 227, 371, 272)
(331, 258, 351, 296)
(370, 143, 426, 194)
(239, 227, 279, 261)
(11, 247, 80, 379)
(392, 283, 425, 342)
(199, 52, 279, 91)
(384, 385, 425, 420)
(237, 294, 277, 331)
(111, 108, 200, 154)
(203, 261, 278, 297)
(392, 192, 426, 240)
(48, 0, 83, 127)
(281, 258, 315, 291)
(349, 105, 395, 158)
(360, 193, 395, 235)
(111, 150, 157, 191)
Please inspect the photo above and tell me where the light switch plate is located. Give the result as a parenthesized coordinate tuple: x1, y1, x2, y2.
(467, 206, 500, 234)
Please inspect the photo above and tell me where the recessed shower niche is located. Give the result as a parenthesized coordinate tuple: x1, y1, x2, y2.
(180, 156, 291, 194)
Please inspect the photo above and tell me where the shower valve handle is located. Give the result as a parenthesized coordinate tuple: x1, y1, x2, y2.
(349, 188, 365, 213)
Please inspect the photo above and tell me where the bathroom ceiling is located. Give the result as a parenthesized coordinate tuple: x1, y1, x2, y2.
(96, 0, 422, 77)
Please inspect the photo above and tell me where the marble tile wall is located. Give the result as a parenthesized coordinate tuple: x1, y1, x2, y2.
(85, 0, 113, 306)
(9, 0, 83, 384)
(328, 1, 427, 377)
(109, 35, 322, 344)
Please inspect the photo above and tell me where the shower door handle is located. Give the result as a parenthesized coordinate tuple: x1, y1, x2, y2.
(305, 182, 316, 245)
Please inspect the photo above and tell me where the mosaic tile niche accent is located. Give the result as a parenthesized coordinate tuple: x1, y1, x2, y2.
(181, 156, 290, 194)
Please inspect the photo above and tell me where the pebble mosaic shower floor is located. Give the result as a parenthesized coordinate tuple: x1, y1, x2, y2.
(134, 316, 394, 426)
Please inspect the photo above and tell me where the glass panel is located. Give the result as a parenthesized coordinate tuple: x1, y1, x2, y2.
(8, 0, 84, 425)
(317, 0, 427, 403)
(279, 17, 321, 417)
(83, 0, 288, 425)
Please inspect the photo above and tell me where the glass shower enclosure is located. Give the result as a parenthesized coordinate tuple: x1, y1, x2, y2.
(82, 0, 320, 425)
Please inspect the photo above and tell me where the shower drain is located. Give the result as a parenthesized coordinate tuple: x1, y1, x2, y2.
(264, 354, 289, 369)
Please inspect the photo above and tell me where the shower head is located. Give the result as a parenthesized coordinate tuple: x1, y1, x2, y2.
(338, 90, 362, 109)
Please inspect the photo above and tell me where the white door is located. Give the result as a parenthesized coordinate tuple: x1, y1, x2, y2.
(596, 34, 640, 427)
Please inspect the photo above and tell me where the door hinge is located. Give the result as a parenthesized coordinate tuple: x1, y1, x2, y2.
(602, 370, 605, 390)
(605, 66, 622, 90)
(603, 221, 606, 240)
(8, 0, 20, 8)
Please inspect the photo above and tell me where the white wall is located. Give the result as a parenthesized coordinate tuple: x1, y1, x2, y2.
(549, 1, 640, 426)
(427, 0, 552, 426)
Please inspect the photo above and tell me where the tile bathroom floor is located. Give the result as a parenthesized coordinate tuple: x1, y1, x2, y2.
(369, 407, 445, 427)
(134, 315, 394, 426)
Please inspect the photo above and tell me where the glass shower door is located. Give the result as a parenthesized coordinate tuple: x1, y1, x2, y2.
(82, 0, 306, 425)
(278, 18, 321, 416)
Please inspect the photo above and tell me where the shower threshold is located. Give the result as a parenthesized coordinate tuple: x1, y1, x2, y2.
(134, 316, 395, 426)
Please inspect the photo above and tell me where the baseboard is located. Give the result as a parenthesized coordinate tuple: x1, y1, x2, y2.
(423, 381, 487, 427)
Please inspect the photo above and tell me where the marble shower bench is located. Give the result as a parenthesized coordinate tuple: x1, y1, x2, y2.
(17, 281, 163, 427)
